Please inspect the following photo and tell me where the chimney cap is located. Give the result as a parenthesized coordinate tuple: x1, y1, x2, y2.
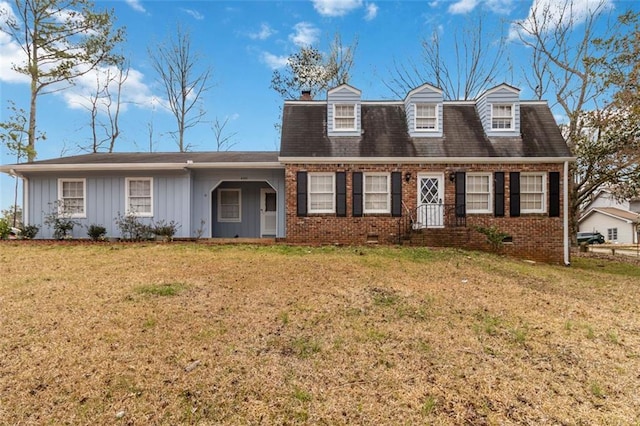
(300, 90, 312, 100)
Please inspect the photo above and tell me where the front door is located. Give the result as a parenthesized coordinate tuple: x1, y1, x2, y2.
(260, 188, 277, 237)
(417, 174, 444, 228)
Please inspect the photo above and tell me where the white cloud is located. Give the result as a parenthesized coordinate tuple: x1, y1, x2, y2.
(312, 0, 363, 17)
(181, 8, 204, 21)
(364, 3, 378, 21)
(249, 23, 276, 40)
(508, 0, 614, 41)
(261, 52, 289, 70)
(0, 31, 29, 84)
(289, 22, 320, 47)
(485, 0, 514, 14)
(125, 0, 146, 13)
(448, 0, 478, 14)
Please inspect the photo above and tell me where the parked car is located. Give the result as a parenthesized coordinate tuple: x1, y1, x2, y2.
(577, 231, 605, 244)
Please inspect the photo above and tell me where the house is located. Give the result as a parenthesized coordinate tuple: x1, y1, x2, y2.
(279, 83, 574, 264)
(579, 189, 640, 244)
(1, 83, 574, 264)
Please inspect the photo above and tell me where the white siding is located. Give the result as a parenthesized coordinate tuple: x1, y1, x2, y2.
(579, 213, 637, 244)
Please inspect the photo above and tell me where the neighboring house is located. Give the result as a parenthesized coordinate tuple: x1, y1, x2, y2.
(1, 83, 574, 264)
(579, 189, 640, 244)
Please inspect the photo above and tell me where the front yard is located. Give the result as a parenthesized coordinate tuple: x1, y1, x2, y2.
(0, 243, 638, 424)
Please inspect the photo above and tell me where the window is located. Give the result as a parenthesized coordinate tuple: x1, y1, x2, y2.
(492, 104, 513, 130)
(309, 173, 335, 213)
(520, 173, 545, 213)
(126, 178, 153, 216)
(415, 103, 437, 130)
(466, 174, 492, 213)
(334, 104, 356, 130)
(364, 173, 390, 214)
(58, 179, 86, 218)
(218, 189, 241, 222)
(607, 228, 618, 241)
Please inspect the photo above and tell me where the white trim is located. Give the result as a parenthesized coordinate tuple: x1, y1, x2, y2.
(308, 172, 335, 214)
(414, 103, 439, 132)
(520, 172, 546, 214)
(405, 83, 443, 100)
(363, 172, 391, 214)
(280, 156, 576, 164)
(490, 103, 515, 131)
(125, 177, 153, 217)
(563, 161, 570, 266)
(23, 177, 29, 225)
(328, 84, 361, 96)
(57, 178, 86, 218)
(217, 188, 242, 222)
(465, 173, 493, 214)
(0, 162, 283, 173)
(333, 103, 357, 131)
(480, 83, 521, 98)
(260, 188, 277, 237)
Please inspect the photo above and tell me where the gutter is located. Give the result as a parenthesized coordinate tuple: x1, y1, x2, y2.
(0, 162, 284, 174)
(564, 160, 570, 266)
(279, 156, 577, 164)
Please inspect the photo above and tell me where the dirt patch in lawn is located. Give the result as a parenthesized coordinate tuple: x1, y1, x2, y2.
(1, 243, 639, 424)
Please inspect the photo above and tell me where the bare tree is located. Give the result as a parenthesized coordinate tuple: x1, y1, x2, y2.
(148, 25, 212, 152)
(512, 0, 637, 225)
(385, 15, 508, 100)
(0, 0, 124, 161)
(82, 62, 128, 153)
(211, 117, 238, 152)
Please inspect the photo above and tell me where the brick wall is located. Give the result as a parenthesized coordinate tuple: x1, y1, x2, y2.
(284, 163, 566, 264)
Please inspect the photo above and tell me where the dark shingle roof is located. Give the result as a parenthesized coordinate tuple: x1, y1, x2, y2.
(279, 102, 572, 159)
(21, 151, 280, 165)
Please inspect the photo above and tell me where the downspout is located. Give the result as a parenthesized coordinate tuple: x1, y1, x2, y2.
(563, 161, 570, 266)
(9, 169, 28, 226)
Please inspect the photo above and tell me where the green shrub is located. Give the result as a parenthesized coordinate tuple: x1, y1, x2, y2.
(87, 224, 107, 241)
(115, 212, 153, 241)
(20, 224, 39, 239)
(0, 218, 10, 239)
(44, 201, 78, 239)
(152, 220, 180, 240)
(474, 225, 510, 253)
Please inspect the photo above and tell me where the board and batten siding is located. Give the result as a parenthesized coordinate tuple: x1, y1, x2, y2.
(404, 84, 444, 138)
(25, 171, 191, 239)
(476, 85, 521, 137)
(191, 168, 286, 238)
(327, 85, 362, 137)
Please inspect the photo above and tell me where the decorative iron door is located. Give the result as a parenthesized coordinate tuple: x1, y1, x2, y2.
(417, 174, 444, 228)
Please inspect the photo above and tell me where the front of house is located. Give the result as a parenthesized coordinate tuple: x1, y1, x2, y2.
(1, 83, 574, 263)
(280, 83, 573, 264)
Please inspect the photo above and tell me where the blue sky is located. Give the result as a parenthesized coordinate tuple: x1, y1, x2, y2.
(0, 0, 636, 212)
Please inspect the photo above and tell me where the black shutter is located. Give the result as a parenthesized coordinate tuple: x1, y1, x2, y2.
(296, 171, 307, 217)
(494, 172, 505, 217)
(391, 172, 402, 217)
(455, 172, 466, 218)
(336, 172, 346, 217)
(352, 172, 363, 217)
(549, 171, 560, 217)
(510, 172, 520, 217)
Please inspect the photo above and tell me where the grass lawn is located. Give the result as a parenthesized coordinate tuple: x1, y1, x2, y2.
(1, 243, 639, 424)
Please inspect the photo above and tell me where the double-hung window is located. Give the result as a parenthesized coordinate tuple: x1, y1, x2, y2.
(492, 104, 514, 130)
(58, 178, 86, 218)
(126, 177, 153, 216)
(364, 173, 390, 214)
(520, 173, 545, 213)
(415, 103, 437, 131)
(218, 188, 241, 222)
(466, 174, 492, 213)
(334, 104, 356, 130)
(607, 228, 618, 241)
(308, 173, 335, 213)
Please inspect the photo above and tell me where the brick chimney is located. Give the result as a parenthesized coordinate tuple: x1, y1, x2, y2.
(300, 90, 312, 100)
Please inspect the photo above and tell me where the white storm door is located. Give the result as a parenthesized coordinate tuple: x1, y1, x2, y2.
(260, 188, 277, 237)
(417, 174, 444, 228)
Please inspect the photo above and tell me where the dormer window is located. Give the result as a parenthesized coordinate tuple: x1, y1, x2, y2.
(415, 104, 438, 131)
(491, 104, 514, 130)
(334, 104, 356, 130)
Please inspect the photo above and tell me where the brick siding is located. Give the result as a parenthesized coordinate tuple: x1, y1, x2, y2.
(284, 163, 567, 264)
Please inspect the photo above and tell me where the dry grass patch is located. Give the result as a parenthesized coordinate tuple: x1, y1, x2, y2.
(0, 243, 639, 424)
